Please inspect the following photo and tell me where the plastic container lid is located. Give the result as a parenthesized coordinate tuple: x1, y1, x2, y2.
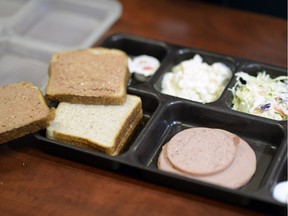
(0, 0, 122, 90)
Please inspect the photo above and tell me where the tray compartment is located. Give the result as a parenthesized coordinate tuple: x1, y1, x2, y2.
(132, 101, 286, 192)
(35, 90, 161, 169)
(275, 159, 287, 185)
(225, 62, 287, 121)
(270, 156, 287, 201)
(0, 38, 52, 91)
(100, 34, 171, 86)
(153, 48, 237, 103)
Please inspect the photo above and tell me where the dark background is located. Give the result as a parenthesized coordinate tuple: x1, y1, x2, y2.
(204, 0, 287, 19)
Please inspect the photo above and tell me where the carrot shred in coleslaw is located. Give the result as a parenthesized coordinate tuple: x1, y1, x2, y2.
(230, 71, 288, 120)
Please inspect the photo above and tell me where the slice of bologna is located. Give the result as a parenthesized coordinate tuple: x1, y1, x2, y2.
(158, 129, 256, 189)
(166, 128, 238, 176)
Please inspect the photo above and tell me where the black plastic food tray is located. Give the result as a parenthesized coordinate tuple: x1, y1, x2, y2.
(35, 33, 287, 215)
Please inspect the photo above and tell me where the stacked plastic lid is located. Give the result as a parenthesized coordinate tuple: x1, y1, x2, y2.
(0, 0, 122, 91)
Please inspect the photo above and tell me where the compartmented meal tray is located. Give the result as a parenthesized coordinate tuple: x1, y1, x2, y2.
(35, 33, 287, 215)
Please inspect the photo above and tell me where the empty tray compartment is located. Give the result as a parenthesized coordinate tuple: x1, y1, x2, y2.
(0, 38, 52, 91)
(7, 0, 122, 50)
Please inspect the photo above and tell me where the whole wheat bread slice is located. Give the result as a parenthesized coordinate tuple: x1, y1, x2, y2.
(45, 48, 130, 105)
(46, 94, 143, 156)
(0, 82, 55, 144)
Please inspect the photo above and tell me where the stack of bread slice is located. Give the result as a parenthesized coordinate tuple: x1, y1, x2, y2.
(45, 48, 143, 156)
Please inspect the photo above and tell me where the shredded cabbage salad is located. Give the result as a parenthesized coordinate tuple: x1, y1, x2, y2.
(230, 71, 288, 120)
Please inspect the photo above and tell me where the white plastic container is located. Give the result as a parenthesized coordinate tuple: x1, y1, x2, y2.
(0, 0, 122, 90)
(0, 0, 31, 22)
(0, 38, 52, 92)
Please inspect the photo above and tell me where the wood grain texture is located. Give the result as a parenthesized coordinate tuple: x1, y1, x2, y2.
(98, 0, 287, 68)
(0, 0, 286, 215)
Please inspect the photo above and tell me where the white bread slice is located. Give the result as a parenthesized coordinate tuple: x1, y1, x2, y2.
(46, 94, 143, 156)
(0, 82, 55, 144)
(46, 47, 130, 105)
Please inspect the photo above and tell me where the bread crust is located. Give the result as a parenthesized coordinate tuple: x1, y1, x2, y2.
(53, 109, 142, 155)
(0, 110, 55, 144)
(47, 95, 143, 156)
(0, 82, 55, 144)
(46, 48, 130, 105)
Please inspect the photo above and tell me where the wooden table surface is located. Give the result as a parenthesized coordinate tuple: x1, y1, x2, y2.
(0, 0, 286, 215)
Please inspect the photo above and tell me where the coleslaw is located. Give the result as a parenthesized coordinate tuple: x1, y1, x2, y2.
(230, 71, 288, 120)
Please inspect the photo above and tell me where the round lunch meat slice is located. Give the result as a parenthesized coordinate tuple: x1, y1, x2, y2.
(158, 136, 256, 189)
(166, 128, 238, 176)
(158, 143, 187, 175)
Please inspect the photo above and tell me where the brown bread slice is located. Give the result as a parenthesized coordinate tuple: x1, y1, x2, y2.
(45, 48, 130, 105)
(0, 82, 55, 144)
